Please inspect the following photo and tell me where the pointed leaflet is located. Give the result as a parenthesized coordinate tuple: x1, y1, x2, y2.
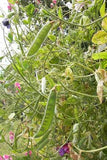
(34, 88, 56, 138)
(100, 2, 105, 17)
(58, 6, 63, 19)
(27, 21, 54, 56)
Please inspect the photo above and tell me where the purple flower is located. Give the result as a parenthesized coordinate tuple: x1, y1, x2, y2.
(2, 19, 11, 29)
(58, 143, 70, 156)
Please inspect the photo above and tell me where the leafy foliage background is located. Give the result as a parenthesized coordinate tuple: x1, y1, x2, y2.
(0, 0, 107, 159)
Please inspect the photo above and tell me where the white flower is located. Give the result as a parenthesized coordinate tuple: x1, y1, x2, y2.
(66, 2, 72, 9)
(8, 113, 15, 120)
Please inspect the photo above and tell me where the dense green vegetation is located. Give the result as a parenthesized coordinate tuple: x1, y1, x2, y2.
(0, 0, 107, 159)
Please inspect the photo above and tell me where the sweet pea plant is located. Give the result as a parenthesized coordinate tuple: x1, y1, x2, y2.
(0, 0, 107, 159)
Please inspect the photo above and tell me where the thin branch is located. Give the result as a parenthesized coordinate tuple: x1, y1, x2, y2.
(42, 7, 107, 28)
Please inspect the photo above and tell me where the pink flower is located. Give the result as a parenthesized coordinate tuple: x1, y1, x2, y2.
(52, 0, 57, 4)
(7, 5, 12, 11)
(9, 135, 14, 143)
(50, 3, 54, 8)
(3, 155, 12, 160)
(25, 150, 32, 156)
(0, 156, 3, 160)
(36, 0, 40, 4)
(29, 150, 32, 156)
(14, 82, 21, 90)
(7, 3, 13, 11)
(9, 131, 14, 136)
(9, 131, 15, 143)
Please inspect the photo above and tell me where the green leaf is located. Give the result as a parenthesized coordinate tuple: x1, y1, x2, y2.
(8, 32, 13, 43)
(92, 52, 107, 60)
(41, 9, 50, 15)
(0, 56, 4, 61)
(92, 30, 107, 44)
(25, 4, 35, 17)
(48, 34, 56, 42)
(58, 6, 63, 19)
(102, 17, 107, 31)
(46, 75, 55, 88)
(22, 19, 29, 25)
(80, 16, 90, 25)
(7, 12, 15, 18)
(34, 88, 56, 138)
(8, 0, 17, 4)
(100, 2, 105, 17)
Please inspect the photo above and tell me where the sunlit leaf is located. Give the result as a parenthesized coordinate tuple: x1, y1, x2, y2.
(92, 52, 107, 60)
(65, 66, 74, 82)
(102, 17, 107, 31)
(100, 2, 105, 17)
(92, 30, 107, 44)
(58, 6, 63, 19)
(8, 0, 17, 4)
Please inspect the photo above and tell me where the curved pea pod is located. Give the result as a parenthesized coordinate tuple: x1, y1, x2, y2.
(36, 130, 51, 151)
(34, 87, 56, 138)
(27, 21, 54, 56)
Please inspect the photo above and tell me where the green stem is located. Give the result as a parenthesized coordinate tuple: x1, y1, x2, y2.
(3, 29, 45, 96)
(15, 25, 25, 56)
(60, 81, 98, 98)
(74, 62, 94, 73)
(42, 7, 107, 28)
(73, 144, 107, 153)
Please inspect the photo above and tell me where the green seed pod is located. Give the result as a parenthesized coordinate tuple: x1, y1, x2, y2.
(34, 87, 56, 138)
(27, 21, 54, 56)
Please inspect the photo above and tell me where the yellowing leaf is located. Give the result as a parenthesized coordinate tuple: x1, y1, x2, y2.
(97, 80, 103, 104)
(102, 17, 107, 31)
(96, 69, 107, 83)
(95, 69, 107, 103)
(92, 30, 107, 44)
(65, 67, 74, 82)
